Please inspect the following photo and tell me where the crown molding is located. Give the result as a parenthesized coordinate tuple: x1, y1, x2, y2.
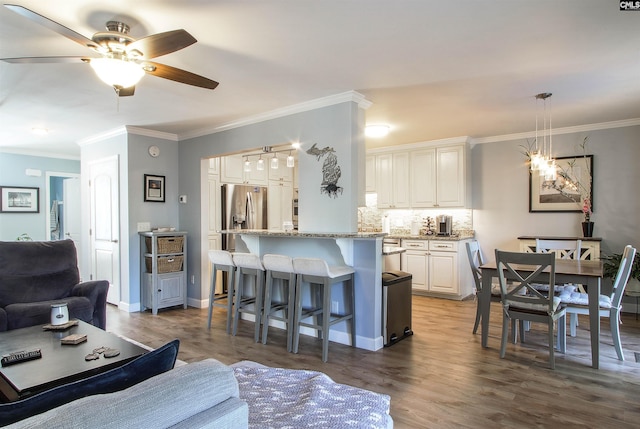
(178, 91, 372, 141)
(77, 125, 178, 146)
(470, 118, 640, 145)
(367, 136, 470, 154)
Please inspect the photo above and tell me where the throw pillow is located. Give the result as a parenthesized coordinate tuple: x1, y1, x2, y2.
(0, 338, 179, 426)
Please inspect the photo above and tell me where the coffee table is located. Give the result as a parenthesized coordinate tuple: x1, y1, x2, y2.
(0, 320, 147, 402)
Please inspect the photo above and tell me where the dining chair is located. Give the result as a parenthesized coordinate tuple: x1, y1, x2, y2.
(558, 244, 637, 361)
(466, 241, 500, 334)
(535, 238, 583, 294)
(495, 250, 567, 369)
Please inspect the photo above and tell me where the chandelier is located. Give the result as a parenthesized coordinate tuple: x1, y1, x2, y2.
(243, 145, 297, 172)
(529, 92, 557, 180)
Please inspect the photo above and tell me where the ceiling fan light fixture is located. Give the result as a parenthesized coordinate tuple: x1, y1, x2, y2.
(365, 124, 390, 138)
(90, 57, 144, 88)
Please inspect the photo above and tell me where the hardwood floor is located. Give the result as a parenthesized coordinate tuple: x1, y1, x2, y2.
(106, 296, 640, 428)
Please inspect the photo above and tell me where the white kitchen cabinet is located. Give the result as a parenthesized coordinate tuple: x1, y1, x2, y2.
(400, 239, 472, 299)
(268, 153, 294, 182)
(268, 180, 294, 230)
(366, 155, 376, 193)
(376, 152, 410, 209)
(207, 158, 220, 176)
(220, 155, 268, 186)
(410, 145, 466, 208)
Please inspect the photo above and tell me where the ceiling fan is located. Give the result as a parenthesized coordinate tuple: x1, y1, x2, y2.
(1, 4, 219, 96)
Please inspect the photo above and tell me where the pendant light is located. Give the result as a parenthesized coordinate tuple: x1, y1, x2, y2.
(530, 93, 556, 180)
(243, 156, 251, 172)
(286, 150, 295, 168)
(270, 153, 279, 169)
(256, 155, 265, 171)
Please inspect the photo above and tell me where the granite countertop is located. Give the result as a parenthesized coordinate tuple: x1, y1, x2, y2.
(221, 229, 386, 239)
(385, 231, 475, 241)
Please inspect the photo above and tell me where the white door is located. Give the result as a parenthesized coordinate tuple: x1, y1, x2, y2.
(62, 177, 83, 275)
(89, 157, 120, 305)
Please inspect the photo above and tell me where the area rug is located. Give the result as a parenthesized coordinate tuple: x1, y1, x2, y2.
(231, 362, 393, 429)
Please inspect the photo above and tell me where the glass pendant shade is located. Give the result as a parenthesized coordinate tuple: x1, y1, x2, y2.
(90, 58, 144, 88)
(256, 157, 265, 171)
(243, 158, 251, 172)
(270, 155, 279, 169)
(286, 153, 295, 168)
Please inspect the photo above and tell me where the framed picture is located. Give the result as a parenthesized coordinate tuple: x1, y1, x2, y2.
(144, 174, 165, 202)
(529, 155, 593, 213)
(0, 186, 40, 213)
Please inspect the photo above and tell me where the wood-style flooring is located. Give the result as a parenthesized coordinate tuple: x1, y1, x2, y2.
(106, 296, 640, 428)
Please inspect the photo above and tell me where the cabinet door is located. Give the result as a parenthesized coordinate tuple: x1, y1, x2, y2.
(220, 156, 244, 184)
(436, 146, 465, 207)
(158, 272, 185, 306)
(392, 152, 411, 208)
(244, 163, 268, 186)
(429, 251, 458, 294)
(376, 154, 393, 208)
(267, 181, 293, 230)
(410, 149, 437, 207)
(401, 250, 428, 291)
(366, 155, 376, 193)
(208, 158, 220, 176)
(268, 154, 293, 182)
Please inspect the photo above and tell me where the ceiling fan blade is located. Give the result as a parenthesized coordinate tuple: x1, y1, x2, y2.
(4, 4, 98, 50)
(1, 56, 91, 64)
(127, 30, 196, 59)
(143, 61, 219, 90)
(114, 86, 135, 97)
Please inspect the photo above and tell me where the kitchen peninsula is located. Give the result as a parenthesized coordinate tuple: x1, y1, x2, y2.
(223, 229, 386, 351)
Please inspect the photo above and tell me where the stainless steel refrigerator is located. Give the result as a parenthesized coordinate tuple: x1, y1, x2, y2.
(221, 184, 268, 251)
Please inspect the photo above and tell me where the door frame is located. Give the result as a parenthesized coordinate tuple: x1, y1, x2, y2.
(45, 171, 81, 241)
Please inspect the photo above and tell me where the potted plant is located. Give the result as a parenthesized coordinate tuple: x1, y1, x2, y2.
(602, 250, 640, 292)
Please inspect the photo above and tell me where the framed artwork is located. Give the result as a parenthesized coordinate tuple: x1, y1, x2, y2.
(529, 155, 593, 213)
(144, 174, 165, 202)
(0, 186, 40, 213)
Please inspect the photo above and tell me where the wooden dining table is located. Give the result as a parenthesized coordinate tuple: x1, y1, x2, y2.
(479, 258, 604, 369)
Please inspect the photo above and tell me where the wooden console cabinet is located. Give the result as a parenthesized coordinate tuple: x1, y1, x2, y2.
(139, 231, 188, 315)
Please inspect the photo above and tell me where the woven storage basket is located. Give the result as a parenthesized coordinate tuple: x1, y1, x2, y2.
(145, 256, 184, 274)
(145, 236, 184, 254)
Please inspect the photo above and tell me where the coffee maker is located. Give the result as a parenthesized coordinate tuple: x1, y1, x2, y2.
(436, 215, 452, 236)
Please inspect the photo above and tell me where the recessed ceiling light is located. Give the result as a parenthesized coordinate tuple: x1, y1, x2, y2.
(365, 124, 390, 138)
(31, 127, 49, 136)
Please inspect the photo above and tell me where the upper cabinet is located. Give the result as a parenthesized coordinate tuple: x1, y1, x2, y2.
(376, 152, 411, 209)
(267, 153, 294, 182)
(370, 140, 470, 209)
(220, 155, 268, 186)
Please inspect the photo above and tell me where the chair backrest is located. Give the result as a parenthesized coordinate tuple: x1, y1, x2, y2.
(465, 240, 484, 294)
(292, 257, 331, 277)
(495, 250, 557, 313)
(610, 245, 637, 308)
(232, 252, 265, 270)
(535, 239, 582, 260)
(262, 254, 294, 273)
(208, 249, 234, 267)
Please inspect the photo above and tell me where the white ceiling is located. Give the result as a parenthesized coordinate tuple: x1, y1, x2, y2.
(2, 0, 640, 159)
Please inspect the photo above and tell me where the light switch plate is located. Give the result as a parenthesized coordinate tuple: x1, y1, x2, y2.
(137, 222, 151, 232)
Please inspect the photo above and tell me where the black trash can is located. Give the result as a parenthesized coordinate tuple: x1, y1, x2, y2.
(382, 270, 413, 346)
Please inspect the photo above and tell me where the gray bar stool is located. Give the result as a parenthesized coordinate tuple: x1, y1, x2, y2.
(292, 257, 356, 362)
(232, 253, 266, 342)
(261, 254, 296, 352)
(207, 250, 236, 333)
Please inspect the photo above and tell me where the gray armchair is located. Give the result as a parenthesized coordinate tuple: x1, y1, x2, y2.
(0, 239, 108, 331)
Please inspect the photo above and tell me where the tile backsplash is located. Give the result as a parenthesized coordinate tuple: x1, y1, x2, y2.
(358, 193, 473, 234)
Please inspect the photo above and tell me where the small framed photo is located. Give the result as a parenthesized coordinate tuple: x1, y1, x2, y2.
(144, 174, 165, 203)
(0, 186, 40, 213)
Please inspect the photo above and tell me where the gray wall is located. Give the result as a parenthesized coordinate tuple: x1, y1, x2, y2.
(471, 125, 640, 292)
(179, 102, 364, 300)
(0, 153, 80, 241)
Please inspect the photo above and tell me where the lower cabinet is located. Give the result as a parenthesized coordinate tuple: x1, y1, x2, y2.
(401, 239, 472, 299)
(142, 272, 186, 314)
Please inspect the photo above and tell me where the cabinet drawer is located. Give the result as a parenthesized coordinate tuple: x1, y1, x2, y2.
(401, 240, 428, 250)
(429, 241, 457, 252)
